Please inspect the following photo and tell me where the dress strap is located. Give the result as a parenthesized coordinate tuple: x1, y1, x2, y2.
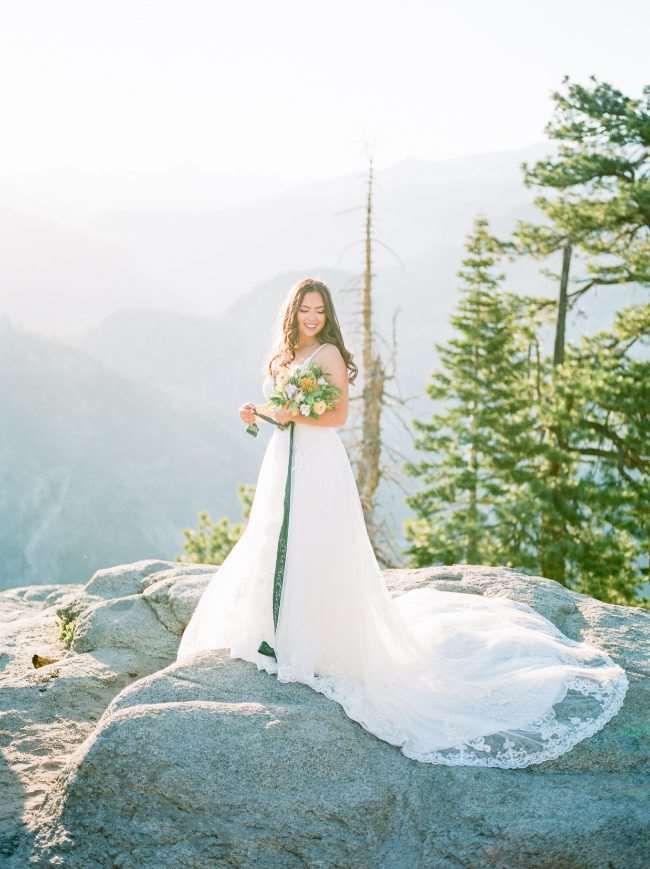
(304, 342, 329, 366)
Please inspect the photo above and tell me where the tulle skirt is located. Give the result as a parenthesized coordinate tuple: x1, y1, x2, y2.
(176, 422, 628, 768)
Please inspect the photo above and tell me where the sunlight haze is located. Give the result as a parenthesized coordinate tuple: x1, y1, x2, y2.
(1, 0, 648, 188)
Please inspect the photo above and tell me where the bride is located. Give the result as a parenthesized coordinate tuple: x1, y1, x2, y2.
(176, 276, 628, 768)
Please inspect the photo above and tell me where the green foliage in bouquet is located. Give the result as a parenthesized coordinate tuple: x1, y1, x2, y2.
(270, 361, 341, 417)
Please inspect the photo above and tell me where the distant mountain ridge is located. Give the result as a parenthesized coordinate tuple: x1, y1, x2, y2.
(0, 320, 252, 589)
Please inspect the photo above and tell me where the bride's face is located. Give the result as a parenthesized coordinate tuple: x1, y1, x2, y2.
(296, 291, 326, 342)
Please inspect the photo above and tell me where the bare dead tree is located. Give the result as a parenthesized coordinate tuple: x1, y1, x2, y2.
(335, 155, 420, 568)
(356, 159, 385, 525)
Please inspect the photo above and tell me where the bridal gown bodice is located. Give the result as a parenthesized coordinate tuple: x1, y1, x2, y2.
(176, 342, 629, 768)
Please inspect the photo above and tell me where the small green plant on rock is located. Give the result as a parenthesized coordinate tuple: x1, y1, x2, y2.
(56, 609, 78, 649)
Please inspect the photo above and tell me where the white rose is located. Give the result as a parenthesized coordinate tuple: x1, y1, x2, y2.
(299, 403, 311, 416)
(286, 384, 297, 398)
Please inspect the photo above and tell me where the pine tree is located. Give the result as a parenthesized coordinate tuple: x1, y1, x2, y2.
(516, 76, 650, 301)
(403, 216, 540, 566)
(178, 483, 255, 565)
(406, 284, 649, 603)
(542, 303, 650, 602)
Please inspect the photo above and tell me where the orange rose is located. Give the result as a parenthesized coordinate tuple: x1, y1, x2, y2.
(299, 376, 317, 392)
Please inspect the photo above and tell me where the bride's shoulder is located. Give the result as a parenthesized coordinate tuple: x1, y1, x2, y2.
(317, 343, 346, 370)
(318, 342, 343, 359)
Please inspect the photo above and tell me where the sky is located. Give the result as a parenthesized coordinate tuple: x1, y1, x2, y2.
(0, 0, 648, 185)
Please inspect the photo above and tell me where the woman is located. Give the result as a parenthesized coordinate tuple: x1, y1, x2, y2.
(176, 277, 628, 768)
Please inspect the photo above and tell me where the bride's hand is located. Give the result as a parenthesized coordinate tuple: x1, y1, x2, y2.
(239, 402, 257, 424)
(273, 406, 294, 425)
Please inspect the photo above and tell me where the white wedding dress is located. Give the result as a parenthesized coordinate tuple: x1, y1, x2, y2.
(176, 343, 629, 768)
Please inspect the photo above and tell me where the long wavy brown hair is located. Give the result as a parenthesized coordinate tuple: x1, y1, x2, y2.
(265, 277, 358, 385)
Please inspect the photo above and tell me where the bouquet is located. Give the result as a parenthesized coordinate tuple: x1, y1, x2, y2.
(245, 361, 341, 437)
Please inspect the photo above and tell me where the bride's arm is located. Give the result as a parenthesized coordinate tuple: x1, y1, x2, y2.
(296, 408, 346, 427)
(293, 346, 349, 428)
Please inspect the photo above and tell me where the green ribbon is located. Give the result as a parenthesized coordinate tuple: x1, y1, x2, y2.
(257, 420, 295, 661)
(246, 410, 289, 437)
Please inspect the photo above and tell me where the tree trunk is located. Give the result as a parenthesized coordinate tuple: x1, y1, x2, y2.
(541, 241, 573, 583)
(356, 159, 386, 547)
(553, 241, 572, 366)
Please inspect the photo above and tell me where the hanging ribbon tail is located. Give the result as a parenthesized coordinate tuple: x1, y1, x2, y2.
(258, 420, 295, 664)
(257, 640, 277, 658)
(246, 411, 288, 438)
